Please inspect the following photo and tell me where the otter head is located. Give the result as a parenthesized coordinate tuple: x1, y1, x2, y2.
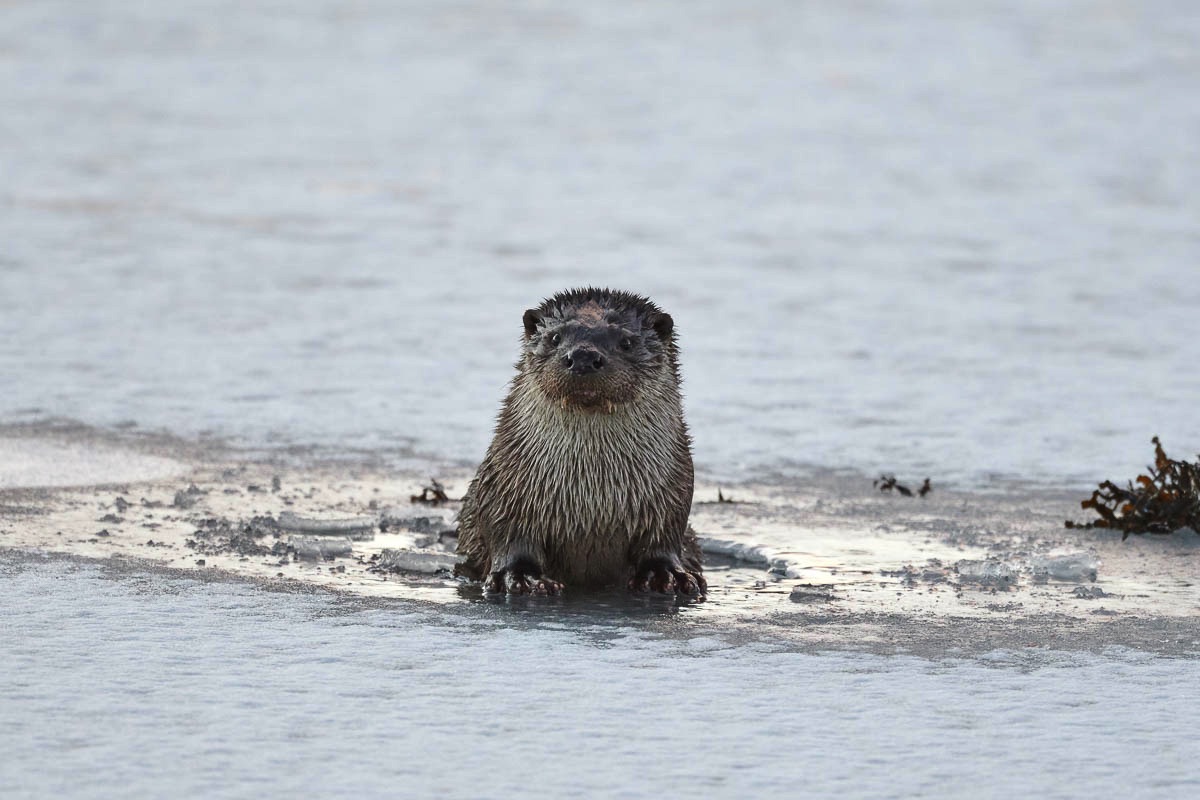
(520, 288, 677, 412)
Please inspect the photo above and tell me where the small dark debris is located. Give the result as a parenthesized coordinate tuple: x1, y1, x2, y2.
(114, 497, 131, 513)
(918, 478, 933, 498)
(247, 484, 265, 493)
(1067, 437, 1200, 537)
(411, 479, 451, 505)
(717, 489, 734, 504)
(185, 515, 277, 556)
(172, 484, 205, 509)
(271, 475, 282, 492)
(95, 529, 111, 537)
(874, 474, 915, 497)
(1090, 607, 1119, 616)
(1072, 586, 1108, 600)
(97, 514, 122, 524)
(196, 559, 206, 566)
(983, 602, 1024, 612)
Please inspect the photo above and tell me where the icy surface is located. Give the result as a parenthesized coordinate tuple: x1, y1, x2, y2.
(276, 511, 377, 538)
(2, 558, 1199, 800)
(955, 559, 1018, 587)
(1031, 553, 1101, 583)
(289, 536, 353, 560)
(375, 548, 455, 574)
(0, 437, 185, 488)
(2, 0, 1199, 487)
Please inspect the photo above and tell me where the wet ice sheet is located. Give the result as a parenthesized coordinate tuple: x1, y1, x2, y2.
(2, 0, 1199, 487)
(2, 555, 1198, 800)
(3, 450, 1197, 622)
(0, 436, 185, 489)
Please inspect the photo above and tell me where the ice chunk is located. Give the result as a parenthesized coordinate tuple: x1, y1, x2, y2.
(789, 585, 837, 603)
(699, 537, 777, 566)
(276, 511, 376, 540)
(378, 511, 454, 533)
(1030, 554, 1099, 583)
(955, 559, 1017, 588)
(290, 536, 353, 560)
(375, 549, 455, 575)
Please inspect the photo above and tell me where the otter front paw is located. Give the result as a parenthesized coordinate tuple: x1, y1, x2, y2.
(629, 559, 707, 598)
(484, 568, 564, 596)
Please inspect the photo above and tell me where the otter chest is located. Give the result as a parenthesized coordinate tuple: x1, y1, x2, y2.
(521, 405, 680, 544)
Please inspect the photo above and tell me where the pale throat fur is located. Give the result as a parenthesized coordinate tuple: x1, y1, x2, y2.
(479, 367, 691, 553)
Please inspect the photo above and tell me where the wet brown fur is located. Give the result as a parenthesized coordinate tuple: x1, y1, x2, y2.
(455, 288, 703, 593)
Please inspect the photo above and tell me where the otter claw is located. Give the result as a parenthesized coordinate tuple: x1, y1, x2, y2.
(629, 565, 706, 599)
(485, 569, 563, 596)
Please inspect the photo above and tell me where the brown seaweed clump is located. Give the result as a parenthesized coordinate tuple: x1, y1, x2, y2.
(1067, 437, 1200, 538)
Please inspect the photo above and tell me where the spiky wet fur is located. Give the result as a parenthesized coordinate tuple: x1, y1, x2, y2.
(455, 288, 702, 589)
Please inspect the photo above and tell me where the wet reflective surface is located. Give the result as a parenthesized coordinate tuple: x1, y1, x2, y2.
(4, 554, 1199, 800)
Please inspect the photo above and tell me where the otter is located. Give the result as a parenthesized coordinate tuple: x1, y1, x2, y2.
(455, 287, 705, 598)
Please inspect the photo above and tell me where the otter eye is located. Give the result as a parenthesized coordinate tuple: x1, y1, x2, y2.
(619, 337, 633, 351)
(549, 333, 562, 346)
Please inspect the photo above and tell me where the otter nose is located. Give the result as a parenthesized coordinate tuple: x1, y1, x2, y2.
(562, 347, 606, 375)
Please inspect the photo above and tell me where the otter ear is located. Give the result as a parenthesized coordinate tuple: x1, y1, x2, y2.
(649, 312, 674, 340)
(522, 309, 542, 337)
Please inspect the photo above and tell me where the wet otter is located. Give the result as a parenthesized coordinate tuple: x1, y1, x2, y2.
(456, 287, 705, 597)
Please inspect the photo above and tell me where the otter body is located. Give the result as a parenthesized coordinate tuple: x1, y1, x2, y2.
(456, 288, 704, 597)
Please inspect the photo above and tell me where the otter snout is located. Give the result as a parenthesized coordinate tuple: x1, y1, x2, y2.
(562, 346, 607, 376)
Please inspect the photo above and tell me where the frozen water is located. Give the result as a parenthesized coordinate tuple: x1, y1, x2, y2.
(1031, 553, 1101, 583)
(699, 537, 778, 567)
(2, 556, 1199, 800)
(955, 559, 1018, 587)
(289, 536, 353, 560)
(0, 436, 185, 489)
(956, 555, 1101, 587)
(1, 0, 1199, 487)
(276, 511, 377, 539)
(374, 548, 455, 575)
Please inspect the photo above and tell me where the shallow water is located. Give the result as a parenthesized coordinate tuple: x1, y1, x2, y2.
(2, 0, 1199, 487)
(2, 556, 1198, 800)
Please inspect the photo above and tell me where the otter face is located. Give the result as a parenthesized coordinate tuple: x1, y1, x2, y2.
(521, 296, 675, 411)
